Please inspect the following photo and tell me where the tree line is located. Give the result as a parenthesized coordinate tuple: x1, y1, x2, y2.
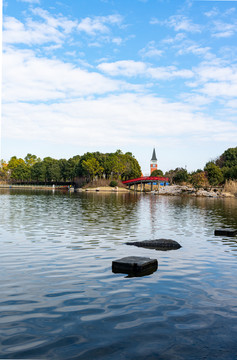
(0, 150, 142, 184)
(1, 146, 236, 187)
(152, 147, 237, 188)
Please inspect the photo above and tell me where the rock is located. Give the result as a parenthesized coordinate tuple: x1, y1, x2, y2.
(126, 239, 181, 250)
(112, 256, 158, 275)
(214, 229, 237, 237)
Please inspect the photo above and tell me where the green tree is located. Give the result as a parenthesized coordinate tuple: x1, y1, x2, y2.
(24, 154, 40, 167)
(165, 169, 176, 184)
(215, 147, 237, 169)
(8, 156, 25, 170)
(58, 159, 68, 182)
(204, 162, 224, 186)
(75, 152, 94, 177)
(151, 169, 164, 176)
(43, 157, 61, 182)
(173, 168, 189, 184)
(222, 165, 237, 180)
(0, 160, 9, 180)
(110, 155, 126, 179)
(122, 152, 141, 180)
(31, 161, 46, 182)
(191, 171, 209, 188)
(81, 158, 104, 180)
(11, 163, 31, 182)
(66, 155, 80, 181)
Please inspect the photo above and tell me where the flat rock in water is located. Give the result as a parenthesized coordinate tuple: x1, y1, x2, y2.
(214, 229, 237, 237)
(126, 239, 181, 250)
(112, 256, 158, 275)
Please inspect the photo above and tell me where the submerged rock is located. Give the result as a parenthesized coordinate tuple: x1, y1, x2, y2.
(214, 229, 237, 237)
(112, 256, 158, 276)
(126, 239, 181, 250)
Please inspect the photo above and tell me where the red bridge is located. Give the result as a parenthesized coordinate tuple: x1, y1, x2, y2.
(122, 176, 169, 191)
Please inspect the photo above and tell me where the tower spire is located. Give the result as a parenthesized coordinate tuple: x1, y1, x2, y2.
(151, 148, 157, 161)
(150, 148, 158, 175)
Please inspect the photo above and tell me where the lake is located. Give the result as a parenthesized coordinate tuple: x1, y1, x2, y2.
(0, 189, 237, 359)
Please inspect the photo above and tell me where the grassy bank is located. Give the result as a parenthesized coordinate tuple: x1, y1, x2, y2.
(223, 180, 237, 197)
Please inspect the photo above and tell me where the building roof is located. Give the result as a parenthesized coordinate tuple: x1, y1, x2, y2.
(151, 148, 157, 161)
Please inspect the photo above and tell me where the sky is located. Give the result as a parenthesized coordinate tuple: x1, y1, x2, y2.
(2, 0, 237, 175)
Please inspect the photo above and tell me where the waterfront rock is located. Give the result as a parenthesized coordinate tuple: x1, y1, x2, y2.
(214, 229, 237, 237)
(126, 239, 181, 250)
(112, 256, 158, 275)
(158, 185, 226, 197)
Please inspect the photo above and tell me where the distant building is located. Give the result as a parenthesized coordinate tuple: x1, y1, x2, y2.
(150, 148, 158, 175)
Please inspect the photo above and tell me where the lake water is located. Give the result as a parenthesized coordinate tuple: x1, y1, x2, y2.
(0, 189, 237, 360)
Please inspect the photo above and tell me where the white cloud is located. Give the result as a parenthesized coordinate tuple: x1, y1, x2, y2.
(204, 7, 219, 17)
(180, 94, 212, 107)
(112, 37, 123, 45)
(3, 46, 236, 152)
(187, 63, 237, 100)
(98, 60, 146, 76)
(3, 93, 236, 149)
(201, 81, 237, 98)
(156, 15, 201, 33)
(149, 17, 159, 25)
(147, 67, 193, 80)
(31, 7, 77, 34)
(212, 21, 237, 38)
(162, 33, 186, 44)
(2, 48, 131, 102)
(77, 14, 123, 36)
(176, 43, 211, 57)
(139, 41, 163, 58)
(3, 10, 76, 46)
(98, 60, 194, 80)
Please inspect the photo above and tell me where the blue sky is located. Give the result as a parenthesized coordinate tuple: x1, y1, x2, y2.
(2, 0, 237, 174)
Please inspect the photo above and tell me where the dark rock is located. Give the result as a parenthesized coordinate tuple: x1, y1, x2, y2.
(126, 239, 181, 250)
(214, 229, 237, 237)
(112, 256, 158, 276)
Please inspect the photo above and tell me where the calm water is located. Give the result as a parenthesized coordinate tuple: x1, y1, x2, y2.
(0, 189, 237, 360)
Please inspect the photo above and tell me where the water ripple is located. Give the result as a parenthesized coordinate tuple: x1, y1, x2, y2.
(0, 190, 237, 359)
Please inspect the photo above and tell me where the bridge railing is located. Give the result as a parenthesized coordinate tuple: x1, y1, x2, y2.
(122, 176, 169, 185)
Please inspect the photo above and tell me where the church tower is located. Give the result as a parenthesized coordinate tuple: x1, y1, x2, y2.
(150, 148, 158, 175)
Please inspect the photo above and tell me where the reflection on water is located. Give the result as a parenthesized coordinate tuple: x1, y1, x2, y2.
(0, 189, 237, 359)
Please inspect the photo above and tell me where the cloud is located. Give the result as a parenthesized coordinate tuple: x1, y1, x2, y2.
(154, 15, 201, 33)
(187, 63, 237, 101)
(31, 7, 77, 34)
(3, 9, 77, 46)
(2, 48, 132, 103)
(77, 14, 123, 36)
(139, 41, 163, 58)
(3, 16, 63, 45)
(98, 60, 147, 77)
(2, 9, 125, 49)
(3, 93, 236, 150)
(147, 67, 193, 80)
(3, 46, 236, 151)
(211, 20, 237, 38)
(162, 33, 186, 44)
(204, 7, 219, 17)
(176, 43, 211, 58)
(98, 60, 194, 80)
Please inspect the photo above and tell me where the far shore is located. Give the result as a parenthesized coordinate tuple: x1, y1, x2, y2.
(0, 184, 236, 198)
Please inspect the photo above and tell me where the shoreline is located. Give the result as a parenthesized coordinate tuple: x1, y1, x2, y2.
(0, 184, 236, 197)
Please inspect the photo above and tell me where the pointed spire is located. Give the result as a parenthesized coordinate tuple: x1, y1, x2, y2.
(151, 148, 157, 161)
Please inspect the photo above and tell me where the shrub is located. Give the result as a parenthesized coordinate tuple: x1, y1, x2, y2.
(223, 180, 237, 196)
(109, 180, 118, 187)
(191, 171, 209, 188)
(204, 162, 224, 186)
